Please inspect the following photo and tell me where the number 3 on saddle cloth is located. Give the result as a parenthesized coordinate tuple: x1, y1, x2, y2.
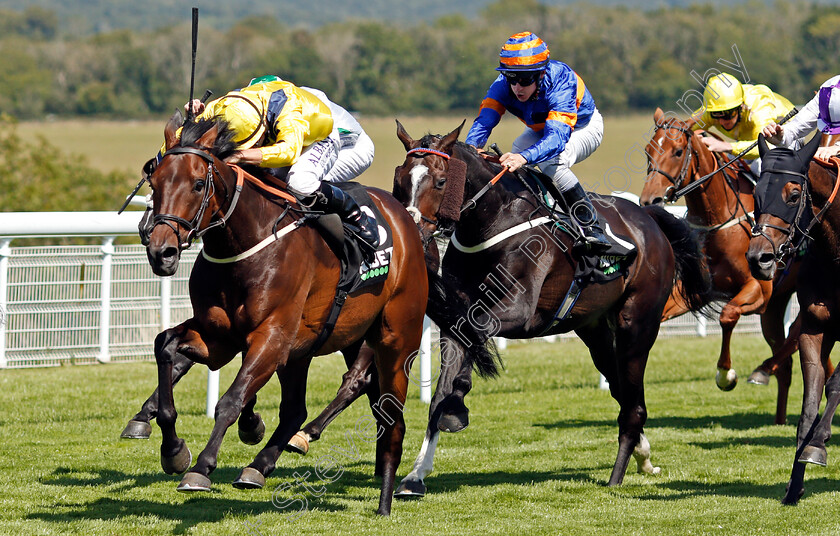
(515, 167, 637, 328)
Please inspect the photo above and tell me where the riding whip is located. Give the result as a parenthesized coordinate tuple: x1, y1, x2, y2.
(186, 7, 199, 124)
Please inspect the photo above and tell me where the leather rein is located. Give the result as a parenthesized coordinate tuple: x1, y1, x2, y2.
(648, 121, 753, 231)
(148, 146, 296, 250)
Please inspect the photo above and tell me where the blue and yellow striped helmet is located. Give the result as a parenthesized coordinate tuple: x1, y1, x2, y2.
(497, 31, 550, 72)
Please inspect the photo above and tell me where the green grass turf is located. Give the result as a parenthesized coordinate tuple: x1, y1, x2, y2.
(0, 335, 837, 535)
(18, 113, 657, 200)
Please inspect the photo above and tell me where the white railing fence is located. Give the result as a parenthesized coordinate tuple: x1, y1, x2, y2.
(0, 210, 796, 407)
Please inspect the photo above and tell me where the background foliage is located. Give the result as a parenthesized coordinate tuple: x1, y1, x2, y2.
(1, 1, 839, 120)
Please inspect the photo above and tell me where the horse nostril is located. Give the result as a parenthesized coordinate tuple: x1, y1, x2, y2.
(161, 246, 179, 261)
(644, 197, 664, 207)
(758, 252, 775, 266)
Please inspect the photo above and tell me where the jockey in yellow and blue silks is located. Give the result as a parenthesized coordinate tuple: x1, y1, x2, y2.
(465, 31, 609, 252)
(147, 76, 378, 251)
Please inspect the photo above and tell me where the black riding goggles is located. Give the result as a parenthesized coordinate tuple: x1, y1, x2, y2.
(710, 108, 739, 120)
(503, 70, 541, 86)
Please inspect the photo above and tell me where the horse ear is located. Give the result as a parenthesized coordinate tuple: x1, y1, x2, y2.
(799, 131, 822, 164)
(757, 133, 770, 160)
(163, 110, 184, 150)
(653, 107, 664, 123)
(440, 119, 466, 154)
(396, 119, 414, 151)
(197, 122, 220, 149)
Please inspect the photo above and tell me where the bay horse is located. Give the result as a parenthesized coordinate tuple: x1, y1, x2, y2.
(640, 107, 803, 425)
(389, 120, 714, 496)
(746, 133, 839, 504)
(125, 111, 427, 516)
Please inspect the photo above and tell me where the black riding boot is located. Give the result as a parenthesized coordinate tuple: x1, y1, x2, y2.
(316, 182, 380, 252)
(561, 183, 611, 252)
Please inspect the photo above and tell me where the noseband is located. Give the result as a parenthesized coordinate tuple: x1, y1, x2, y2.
(151, 146, 243, 249)
(647, 122, 694, 202)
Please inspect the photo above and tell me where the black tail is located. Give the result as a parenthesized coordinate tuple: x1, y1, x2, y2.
(425, 264, 502, 379)
(642, 205, 717, 313)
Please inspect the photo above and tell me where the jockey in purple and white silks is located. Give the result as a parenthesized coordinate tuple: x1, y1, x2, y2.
(762, 75, 840, 161)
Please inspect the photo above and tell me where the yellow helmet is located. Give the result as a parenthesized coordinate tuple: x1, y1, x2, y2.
(703, 73, 744, 112)
(201, 93, 266, 149)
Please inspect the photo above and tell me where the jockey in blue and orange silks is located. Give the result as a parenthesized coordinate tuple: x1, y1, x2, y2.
(465, 31, 609, 252)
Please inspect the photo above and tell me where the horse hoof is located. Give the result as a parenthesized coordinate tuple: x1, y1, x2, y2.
(438, 411, 469, 433)
(715, 367, 738, 391)
(120, 420, 152, 439)
(782, 484, 805, 505)
(233, 467, 266, 489)
(161, 439, 192, 475)
(238, 413, 266, 445)
(798, 445, 827, 466)
(747, 368, 771, 386)
(177, 471, 212, 492)
(284, 431, 310, 455)
(395, 478, 426, 498)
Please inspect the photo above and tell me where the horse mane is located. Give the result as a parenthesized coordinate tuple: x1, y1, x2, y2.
(179, 118, 239, 161)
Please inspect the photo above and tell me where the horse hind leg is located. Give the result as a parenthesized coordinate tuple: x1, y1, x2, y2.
(632, 433, 661, 475)
(395, 426, 440, 498)
(286, 341, 375, 456)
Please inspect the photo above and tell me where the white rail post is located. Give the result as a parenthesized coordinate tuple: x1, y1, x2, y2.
(696, 312, 707, 337)
(0, 238, 11, 369)
(160, 276, 172, 332)
(97, 237, 115, 363)
(206, 369, 220, 418)
(420, 316, 432, 403)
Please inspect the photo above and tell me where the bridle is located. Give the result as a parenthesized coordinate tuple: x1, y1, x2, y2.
(647, 121, 695, 202)
(150, 146, 244, 249)
(751, 165, 840, 264)
(403, 147, 455, 232)
(402, 146, 507, 238)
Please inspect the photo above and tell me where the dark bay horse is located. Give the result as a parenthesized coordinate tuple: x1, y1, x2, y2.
(746, 133, 839, 504)
(389, 121, 714, 496)
(125, 112, 428, 515)
(640, 108, 802, 425)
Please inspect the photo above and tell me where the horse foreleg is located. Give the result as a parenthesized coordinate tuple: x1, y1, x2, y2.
(287, 342, 375, 455)
(784, 330, 829, 504)
(121, 352, 195, 439)
(237, 394, 266, 445)
(716, 280, 770, 391)
(235, 356, 313, 490)
(179, 342, 280, 492)
(155, 324, 205, 477)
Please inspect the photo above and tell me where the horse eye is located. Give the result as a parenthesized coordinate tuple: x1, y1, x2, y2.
(193, 180, 205, 192)
(435, 177, 446, 189)
(674, 149, 683, 157)
(787, 190, 800, 204)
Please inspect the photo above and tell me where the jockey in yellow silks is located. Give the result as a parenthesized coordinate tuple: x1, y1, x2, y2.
(150, 76, 378, 250)
(692, 73, 794, 168)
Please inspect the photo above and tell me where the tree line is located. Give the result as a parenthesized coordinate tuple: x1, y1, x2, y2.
(1, 1, 838, 120)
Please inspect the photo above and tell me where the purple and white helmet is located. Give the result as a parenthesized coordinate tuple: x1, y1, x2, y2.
(818, 75, 840, 135)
